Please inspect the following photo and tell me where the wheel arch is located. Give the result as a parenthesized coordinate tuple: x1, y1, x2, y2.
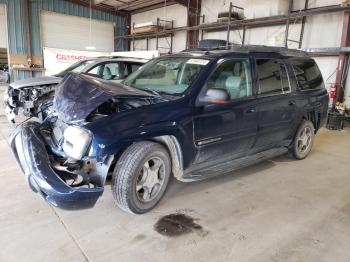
(150, 135, 184, 180)
(301, 110, 321, 133)
(111, 135, 184, 181)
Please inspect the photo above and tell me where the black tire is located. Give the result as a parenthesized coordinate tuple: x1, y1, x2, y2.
(289, 120, 315, 160)
(112, 141, 171, 214)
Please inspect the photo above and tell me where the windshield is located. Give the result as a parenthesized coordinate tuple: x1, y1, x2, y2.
(123, 57, 209, 95)
(55, 60, 95, 77)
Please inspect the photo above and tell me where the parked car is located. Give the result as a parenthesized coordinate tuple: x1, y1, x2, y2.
(10, 46, 329, 213)
(3, 57, 147, 123)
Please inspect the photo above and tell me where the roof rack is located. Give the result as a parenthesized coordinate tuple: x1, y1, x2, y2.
(181, 44, 308, 58)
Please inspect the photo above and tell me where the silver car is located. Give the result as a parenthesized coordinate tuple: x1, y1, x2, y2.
(4, 57, 148, 123)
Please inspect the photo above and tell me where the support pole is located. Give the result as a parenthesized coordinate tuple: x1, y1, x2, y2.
(227, 2, 232, 48)
(298, 0, 309, 48)
(170, 20, 174, 53)
(186, 0, 202, 48)
(156, 17, 160, 50)
(334, 12, 350, 104)
(23, 0, 31, 65)
(242, 26, 246, 45)
(284, 0, 294, 48)
(131, 21, 135, 51)
(201, 14, 205, 40)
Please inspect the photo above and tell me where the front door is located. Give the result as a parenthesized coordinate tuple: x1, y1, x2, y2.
(193, 57, 258, 164)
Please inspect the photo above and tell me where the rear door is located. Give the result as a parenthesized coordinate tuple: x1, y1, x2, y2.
(251, 56, 298, 152)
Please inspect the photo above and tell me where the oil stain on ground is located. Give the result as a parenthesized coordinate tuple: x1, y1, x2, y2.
(154, 213, 208, 237)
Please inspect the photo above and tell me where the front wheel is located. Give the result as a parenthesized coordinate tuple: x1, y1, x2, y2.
(111, 141, 171, 214)
(289, 120, 315, 160)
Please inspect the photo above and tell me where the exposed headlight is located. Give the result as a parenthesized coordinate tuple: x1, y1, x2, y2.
(63, 126, 92, 160)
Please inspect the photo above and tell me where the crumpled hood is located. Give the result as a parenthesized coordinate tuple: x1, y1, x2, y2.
(53, 73, 151, 124)
(10, 76, 61, 89)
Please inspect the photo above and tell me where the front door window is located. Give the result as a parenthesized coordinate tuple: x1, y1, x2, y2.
(206, 59, 253, 100)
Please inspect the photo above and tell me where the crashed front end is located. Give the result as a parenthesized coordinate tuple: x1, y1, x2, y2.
(10, 73, 159, 209)
(10, 121, 111, 209)
(10, 73, 158, 210)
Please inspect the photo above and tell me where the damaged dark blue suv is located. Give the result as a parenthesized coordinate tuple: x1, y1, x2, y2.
(10, 46, 329, 213)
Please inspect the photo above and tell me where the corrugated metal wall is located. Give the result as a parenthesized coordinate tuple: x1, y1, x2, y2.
(0, 0, 26, 55)
(0, 0, 126, 80)
(0, 0, 29, 80)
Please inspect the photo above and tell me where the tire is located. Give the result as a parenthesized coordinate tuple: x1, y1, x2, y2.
(289, 120, 315, 160)
(111, 141, 171, 214)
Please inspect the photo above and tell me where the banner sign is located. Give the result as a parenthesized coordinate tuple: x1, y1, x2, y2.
(43, 47, 109, 76)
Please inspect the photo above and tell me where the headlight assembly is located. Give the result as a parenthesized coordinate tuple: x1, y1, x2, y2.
(62, 126, 92, 160)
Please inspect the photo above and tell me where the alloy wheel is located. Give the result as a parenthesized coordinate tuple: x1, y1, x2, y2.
(297, 127, 312, 154)
(136, 157, 165, 203)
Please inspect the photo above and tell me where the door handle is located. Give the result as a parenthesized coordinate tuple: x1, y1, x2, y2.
(245, 107, 256, 114)
(289, 100, 296, 106)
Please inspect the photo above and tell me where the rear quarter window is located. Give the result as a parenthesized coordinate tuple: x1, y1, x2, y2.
(290, 58, 325, 91)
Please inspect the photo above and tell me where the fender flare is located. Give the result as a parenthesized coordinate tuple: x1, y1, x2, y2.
(151, 135, 184, 181)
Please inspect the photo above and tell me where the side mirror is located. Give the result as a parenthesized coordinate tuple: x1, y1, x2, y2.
(198, 88, 230, 105)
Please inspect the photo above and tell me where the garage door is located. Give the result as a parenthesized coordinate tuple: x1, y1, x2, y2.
(0, 4, 8, 48)
(40, 11, 114, 52)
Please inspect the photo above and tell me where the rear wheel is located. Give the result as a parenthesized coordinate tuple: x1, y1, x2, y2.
(289, 120, 315, 160)
(111, 141, 171, 214)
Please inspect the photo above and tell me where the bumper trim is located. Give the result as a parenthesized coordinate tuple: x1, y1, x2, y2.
(10, 122, 103, 210)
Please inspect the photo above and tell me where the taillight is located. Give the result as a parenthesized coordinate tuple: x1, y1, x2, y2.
(330, 84, 337, 99)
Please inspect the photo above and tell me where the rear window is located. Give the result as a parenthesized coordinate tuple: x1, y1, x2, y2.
(290, 59, 325, 90)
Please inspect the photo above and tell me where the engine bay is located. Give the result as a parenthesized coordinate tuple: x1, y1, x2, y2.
(86, 96, 160, 121)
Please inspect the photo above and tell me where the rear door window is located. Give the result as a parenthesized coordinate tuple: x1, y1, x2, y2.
(256, 59, 290, 95)
(290, 59, 325, 90)
(123, 62, 142, 78)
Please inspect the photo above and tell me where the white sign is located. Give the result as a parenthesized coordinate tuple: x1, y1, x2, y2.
(43, 47, 109, 76)
(187, 59, 210, 65)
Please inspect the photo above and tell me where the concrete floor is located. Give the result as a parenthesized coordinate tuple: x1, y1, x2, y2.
(0, 114, 350, 262)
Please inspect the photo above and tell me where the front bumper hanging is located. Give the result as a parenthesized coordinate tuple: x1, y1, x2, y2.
(10, 121, 103, 210)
